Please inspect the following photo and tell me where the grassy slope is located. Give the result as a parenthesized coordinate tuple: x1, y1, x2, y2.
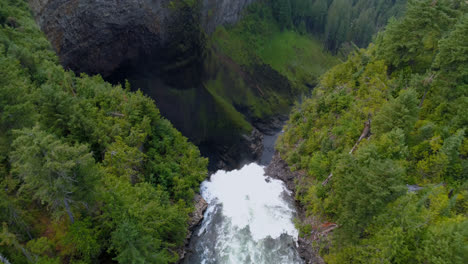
(203, 2, 339, 129)
(276, 1, 468, 262)
(258, 31, 339, 88)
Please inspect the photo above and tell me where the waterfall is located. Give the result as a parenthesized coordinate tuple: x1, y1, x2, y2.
(184, 163, 303, 264)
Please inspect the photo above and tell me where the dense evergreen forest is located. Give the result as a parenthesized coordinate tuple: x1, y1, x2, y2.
(1, 0, 467, 263)
(0, 0, 207, 263)
(277, 0, 468, 262)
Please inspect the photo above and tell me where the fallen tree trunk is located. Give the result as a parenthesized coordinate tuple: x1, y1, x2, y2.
(322, 118, 371, 186)
(322, 173, 333, 186)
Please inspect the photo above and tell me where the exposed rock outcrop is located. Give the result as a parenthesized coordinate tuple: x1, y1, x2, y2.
(27, 0, 257, 77)
(201, 0, 256, 34)
(28, 0, 172, 76)
(265, 151, 297, 192)
(266, 152, 326, 264)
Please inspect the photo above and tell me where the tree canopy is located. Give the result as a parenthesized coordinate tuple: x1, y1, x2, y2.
(0, 0, 207, 263)
(277, 0, 468, 262)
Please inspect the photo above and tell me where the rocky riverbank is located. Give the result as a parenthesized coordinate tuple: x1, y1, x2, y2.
(265, 153, 326, 264)
(177, 194, 208, 262)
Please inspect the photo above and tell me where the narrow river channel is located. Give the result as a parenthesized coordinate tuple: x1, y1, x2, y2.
(183, 131, 304, 264)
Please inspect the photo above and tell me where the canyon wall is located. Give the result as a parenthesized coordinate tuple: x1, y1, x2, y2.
(28, 0, 256, 76)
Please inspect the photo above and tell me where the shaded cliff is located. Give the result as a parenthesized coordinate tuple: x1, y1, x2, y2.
(27, 0, 335, 170)
(28, 0, 257, 77)
(28, 0, 171, 77)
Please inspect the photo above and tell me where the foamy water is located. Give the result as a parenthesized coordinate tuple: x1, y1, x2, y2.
(184, 163, 303, 264)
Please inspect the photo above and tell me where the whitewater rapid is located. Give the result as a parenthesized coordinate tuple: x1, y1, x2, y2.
(183, 163, 303, 264)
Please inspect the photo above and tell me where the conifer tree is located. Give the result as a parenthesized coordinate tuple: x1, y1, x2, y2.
(11, 127, 98, 223)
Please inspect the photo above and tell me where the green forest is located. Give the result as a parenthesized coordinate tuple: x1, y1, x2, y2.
(0, 0, 207, 263)
(1, 0, 467, 263)
(270, 0, 406, 53)
(277, 0, 468, 262)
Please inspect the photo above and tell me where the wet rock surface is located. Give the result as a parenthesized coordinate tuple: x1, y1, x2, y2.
(265, 152, 297, 192)
(189, 194, 209, 230)
(266, 152, 326, 264)
(253, 114, 288, 136)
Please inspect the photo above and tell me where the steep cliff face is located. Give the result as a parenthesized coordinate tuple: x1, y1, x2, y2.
(28, 0, 256, 76)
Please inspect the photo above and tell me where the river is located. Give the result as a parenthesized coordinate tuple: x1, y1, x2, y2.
(183, 131, 304, 264)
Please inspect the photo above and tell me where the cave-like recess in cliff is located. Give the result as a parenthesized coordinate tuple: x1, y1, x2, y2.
(29, 0, 292, 170)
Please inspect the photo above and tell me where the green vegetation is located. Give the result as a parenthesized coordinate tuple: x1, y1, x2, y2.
(271, 0, 407, 53)
(212, 2, 339, 92)
(277, 0, 468, 262)
(258, 31, 339, 88)
(0, 0, 207, 263)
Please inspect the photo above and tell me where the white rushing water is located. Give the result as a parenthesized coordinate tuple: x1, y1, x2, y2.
(184, 163, 303, 264)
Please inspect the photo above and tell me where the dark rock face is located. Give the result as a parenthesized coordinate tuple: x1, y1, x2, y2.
(265, 152, 297, 192)
(28, 0, 257, 77)
(178, 194, 208, 261)
(202, 127, 264, 172)
(201, 0, 256, 34)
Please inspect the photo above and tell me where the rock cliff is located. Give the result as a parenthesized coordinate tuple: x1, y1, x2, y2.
(28, 0, 169, 76)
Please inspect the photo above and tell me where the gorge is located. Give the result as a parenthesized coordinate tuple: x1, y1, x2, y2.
(1, 0, 466, 264)
(27, 0, 336, 170)
(24, 1, 333, 262)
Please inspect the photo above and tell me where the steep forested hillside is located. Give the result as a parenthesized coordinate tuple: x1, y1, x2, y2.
(210, 2, 339, 93)
(0, 1, 207, 263)
(277, 0, 468, 262)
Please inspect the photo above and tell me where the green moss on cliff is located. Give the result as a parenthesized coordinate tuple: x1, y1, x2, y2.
(211, 2, 339, 92)
(205, 79, 253, 132)
(258, 31, 339, 88)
